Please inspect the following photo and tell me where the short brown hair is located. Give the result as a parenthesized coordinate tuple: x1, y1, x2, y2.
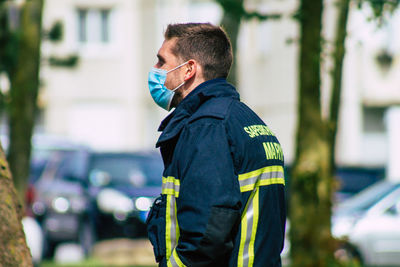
(165, 23, 233, 81)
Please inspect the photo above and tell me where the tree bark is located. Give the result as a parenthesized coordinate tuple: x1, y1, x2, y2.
(219, 0, 243, 86)
(7, 0, 43, 203)
(289, 0, 337, 266)
(0, 143, 33, 267)
(329, 0, 350, 168)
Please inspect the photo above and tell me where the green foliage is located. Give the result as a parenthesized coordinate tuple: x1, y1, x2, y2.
(0, 3, 18, 75)
(216, 0, 281, 21)
(244, 11, 281, 21)
(375, 49, 393, 71)
(215, 0, 282, 85)
(216, 0, 245, 18)
(367, 0, 399, 17)
(291, 9, 302, 22)
(47, 20, 63, 42)
(355, 0, 400, 23)
(49, 54, 79, 67)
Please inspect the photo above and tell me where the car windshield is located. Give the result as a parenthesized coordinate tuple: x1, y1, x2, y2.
(335, 180, 400, 215)
(30, 148, 66, 183)
(89, 153, 163, 187)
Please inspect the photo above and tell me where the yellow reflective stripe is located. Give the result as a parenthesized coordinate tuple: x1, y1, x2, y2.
(162, 176, 181, 185)
(166, 194, 179, 262)
(238, 165, 285, 192)
(163, 177, 180, 264)
(237, 166, 284, 265)
(238, 205, 248, 267)
(162, 176, 180, 197)
(238, 165, 283, 180)
(162, 188, 180, 198)
(240, 178, 285, 192)
(175, 198, 180, 245)
(166, 194, 173, 260)
(259, 177, 285, 186)
(238, 187, 256, 267)
(168, 249, 186, 267)
(238, 185, 261, 267)
(248, 188, 259, 267)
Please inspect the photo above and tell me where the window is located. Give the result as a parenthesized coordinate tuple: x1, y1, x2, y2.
(76, 8, 111, 44)
(363, 106, 387, 134)
(100, 9, 110, 43)
(77, 9, 88, 43)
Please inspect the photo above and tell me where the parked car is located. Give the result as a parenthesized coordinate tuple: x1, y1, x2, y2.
(332, 180, 400, 265)
(32, 148, 94, 258)
(334, 167, 385, 202)
(282, 180, 400, 265)
(31, 148, 163, 257)
(0, 134, 91, 260)
(84, 151, 163, 239)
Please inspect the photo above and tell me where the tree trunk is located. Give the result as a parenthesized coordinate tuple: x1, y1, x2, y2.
(289, 0, 337, 266)
(218, 0, 243, 86)
(0, 143, 33, 267)
(7, 0, 43, 203)
(329, 0, 350, 167)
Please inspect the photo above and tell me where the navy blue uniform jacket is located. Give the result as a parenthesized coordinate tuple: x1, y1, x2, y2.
(147, 78, 286, 267)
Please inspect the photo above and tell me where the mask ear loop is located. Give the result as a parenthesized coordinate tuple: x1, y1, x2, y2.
(167, 61, 189, 92)
(171, 81, 185, 92)
(166, 61, 189, 74)
(165, 80, 185, 111)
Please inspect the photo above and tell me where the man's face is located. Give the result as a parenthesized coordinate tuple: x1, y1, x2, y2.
(154, 38, 185, 90)
(154, 38, 186, 107)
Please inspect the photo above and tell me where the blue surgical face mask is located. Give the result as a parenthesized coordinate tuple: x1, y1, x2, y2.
(148, 61, 188, 111)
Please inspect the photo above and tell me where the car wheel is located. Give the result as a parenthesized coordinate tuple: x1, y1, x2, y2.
(334, 241, 363, 266)
(42, 236, 57, 259)
(79, 219, 96, 256)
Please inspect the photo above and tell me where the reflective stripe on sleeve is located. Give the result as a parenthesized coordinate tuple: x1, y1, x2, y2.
(237, 188, 259, 267)
(165, 194, 179, 261)
(168, 249, 186, 267)
(163, 176, 180, 262)
(162, 176, 180, 197)
(238, 165, 285, 192)
(237, 165, 283, 266)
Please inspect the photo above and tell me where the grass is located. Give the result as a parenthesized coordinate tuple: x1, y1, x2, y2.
(39, 259, 155, 267)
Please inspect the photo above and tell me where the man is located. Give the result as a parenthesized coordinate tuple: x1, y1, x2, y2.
(146, 23, 286, 267)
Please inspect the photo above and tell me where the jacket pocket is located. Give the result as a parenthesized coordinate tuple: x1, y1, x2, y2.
(146, 195, 167, 263)
(195, 206, 240, 266)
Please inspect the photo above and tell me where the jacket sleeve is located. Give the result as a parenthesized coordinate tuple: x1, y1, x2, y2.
(169, 120, 242, 267)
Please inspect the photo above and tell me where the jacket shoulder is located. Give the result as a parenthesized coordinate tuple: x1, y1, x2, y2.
(189, 96, 235, 123)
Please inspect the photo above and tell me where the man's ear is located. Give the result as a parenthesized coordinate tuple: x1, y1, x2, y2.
(184, 60, 197, 81)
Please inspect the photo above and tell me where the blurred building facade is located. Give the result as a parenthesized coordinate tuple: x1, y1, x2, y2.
(40, 0, 400, 178)
(337, 4, 400, 180)
(40, 0, 223, 151)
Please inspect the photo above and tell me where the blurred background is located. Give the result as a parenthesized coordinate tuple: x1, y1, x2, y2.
(1, 0, 400, 266)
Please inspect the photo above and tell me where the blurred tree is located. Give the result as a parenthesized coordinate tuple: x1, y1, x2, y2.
(0, 0, 78, 264)
(218, 0, 243, 85)
(216, 0, 280, 85)
(0, 0, 78, 205)
(0, 2, 32, 264)
(289, 0, 337, 266)
(0, 144, 32, 266)
(215, 0, 398, 266)
(4, 0, 44, 205)
(290, 0, 398, 266)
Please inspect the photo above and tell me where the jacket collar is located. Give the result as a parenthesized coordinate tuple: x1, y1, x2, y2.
(156, 78, 239, 147)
